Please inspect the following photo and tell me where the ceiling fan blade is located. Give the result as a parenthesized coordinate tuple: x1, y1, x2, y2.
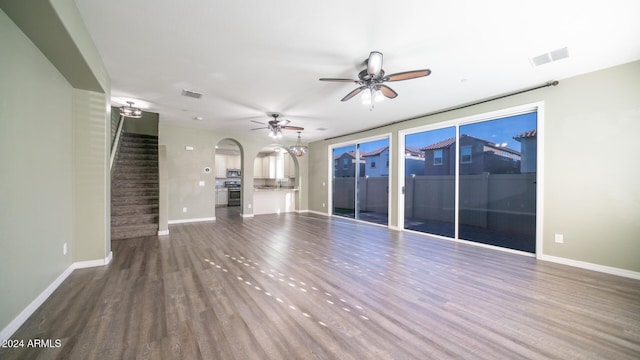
(379, 85, 398, 99)
(251, 127, 268, 130)
(341, 87, 364, 102)
(384, 69, 431, 82)
(283, 126, 304, 131)
(367, 51, 383, 76)
(250, 120, 266, 125)
(276, 119, 290, 126)
(319, 78, 358, 83)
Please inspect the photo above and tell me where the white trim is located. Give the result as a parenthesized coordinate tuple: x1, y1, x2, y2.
(296, 209, 309, 213)
(109, 115, 125, 170)
(388, 225, 402, 231)
(539, 254, 640, 280)
(306, 210, 330, 217)
(168, 217, 216, 224)
(157, 230, 169, 236)
(74, 251, 113, 269)
(0, 265, 74, 343)
(0, 250, 113, 343)
(240, 213, 254, 218)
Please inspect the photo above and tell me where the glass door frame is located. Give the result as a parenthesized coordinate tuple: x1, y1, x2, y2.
(328, 133, 392, 226)
(398, 102, 544, 256)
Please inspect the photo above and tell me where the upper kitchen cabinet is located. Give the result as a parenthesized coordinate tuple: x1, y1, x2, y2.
(253, 148, 296, 179)
(215, 139, 242, 178)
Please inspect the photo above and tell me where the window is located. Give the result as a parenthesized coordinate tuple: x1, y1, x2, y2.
(434, 149, 443, 165)
(342, 157, 349, 169)
(371, 161, 376, 168)
(461, 146, 472, 163)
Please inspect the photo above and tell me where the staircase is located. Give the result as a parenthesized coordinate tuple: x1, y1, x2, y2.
(111, 133, 159, 240)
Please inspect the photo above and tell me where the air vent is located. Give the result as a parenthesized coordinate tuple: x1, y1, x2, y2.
(529, 47, 569, 67)
(181, 89, 203, 99)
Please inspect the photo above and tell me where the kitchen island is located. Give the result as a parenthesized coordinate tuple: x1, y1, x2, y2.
(253, 187, 297, 215)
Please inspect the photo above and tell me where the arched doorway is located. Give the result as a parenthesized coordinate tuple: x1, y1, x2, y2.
(215, 139, 243, 214)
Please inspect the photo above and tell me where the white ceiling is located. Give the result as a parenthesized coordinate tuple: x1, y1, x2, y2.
(75, 0, 640, 142)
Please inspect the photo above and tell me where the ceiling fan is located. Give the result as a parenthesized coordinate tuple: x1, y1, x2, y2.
(319, 51, 431, 107)
(251, 113, 304, 139)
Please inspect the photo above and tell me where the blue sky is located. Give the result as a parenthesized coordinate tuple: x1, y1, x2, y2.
(333, 112, 536, 156)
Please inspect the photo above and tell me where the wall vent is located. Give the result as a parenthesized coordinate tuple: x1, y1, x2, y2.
(529, 47, 569, 67)
(181, 89, 203, 99)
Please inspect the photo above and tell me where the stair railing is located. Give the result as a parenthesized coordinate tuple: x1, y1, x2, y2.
(110, 115, 125, 173)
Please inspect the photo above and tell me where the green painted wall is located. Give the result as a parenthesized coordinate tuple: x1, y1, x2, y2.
(308, 60, 640, 273)
(0, 8, 75, 333)
(0, 0, 111, 336)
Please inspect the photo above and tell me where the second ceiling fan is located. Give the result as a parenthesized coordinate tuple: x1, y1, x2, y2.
(251, 113, 304, 139)
(320, 51, 431, 105)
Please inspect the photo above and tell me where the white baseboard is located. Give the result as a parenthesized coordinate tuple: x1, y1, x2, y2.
(0, 252, 114, 343)
(538, 254, 640, 280)
(306, 210, 329, 217)
(168, 217, 216, 224)
(0, 264, 74, 343)
(240, 213, 254, 218)
(157, 230, 169, 236)
(74, 251, 113, 269)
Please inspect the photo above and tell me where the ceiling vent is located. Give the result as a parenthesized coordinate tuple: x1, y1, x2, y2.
(529, 47, 569, 67)
(181, 89, 203, 99)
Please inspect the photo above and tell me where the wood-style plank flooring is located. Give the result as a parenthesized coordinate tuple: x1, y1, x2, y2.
(2, 207, 640, 359)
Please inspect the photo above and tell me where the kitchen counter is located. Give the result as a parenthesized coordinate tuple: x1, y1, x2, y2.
(253, 186, 298, 192)
(253, 188, 297, 215)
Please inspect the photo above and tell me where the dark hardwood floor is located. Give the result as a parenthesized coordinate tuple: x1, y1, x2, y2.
(2, 207, 640, 359)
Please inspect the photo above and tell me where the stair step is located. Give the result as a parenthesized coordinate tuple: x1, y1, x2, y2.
(111, 214, 159, 226)
(111, 204, 159, 216)
(111, 224, 158, 240)
(120, 140, 158, 148)
(112, 195, 159, 205)
(112, 179, 158, 187)
(117, 152, 158, 160)
(113, 172, 159, 181)
(112, 188, 159, 197)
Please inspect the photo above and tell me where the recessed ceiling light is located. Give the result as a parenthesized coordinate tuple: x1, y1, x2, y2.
(193, 116, 204, 121)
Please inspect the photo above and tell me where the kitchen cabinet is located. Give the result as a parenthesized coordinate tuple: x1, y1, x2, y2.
(215, 154, 241, 178)
(228, 155, 241, 170)
(215, 154, 227, 178)
(216, 188, 228, 206)
(283, 154, 295, 178)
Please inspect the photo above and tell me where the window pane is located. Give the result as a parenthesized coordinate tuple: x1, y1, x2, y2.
(333, 145, 356, 219)
(358, 138, 389, 225)
(405, 127, 456, 237)
(458, 112, 537, 252)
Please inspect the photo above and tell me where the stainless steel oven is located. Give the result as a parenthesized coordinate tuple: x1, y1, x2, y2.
(225, 180, 241, 206)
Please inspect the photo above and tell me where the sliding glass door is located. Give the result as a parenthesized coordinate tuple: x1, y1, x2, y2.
(403, 111, 537, 253)
(458, 113, 537, 252)
(404, 127, 456, 237)
(332, 137, 389, 225)
(332, 145, 356, 219)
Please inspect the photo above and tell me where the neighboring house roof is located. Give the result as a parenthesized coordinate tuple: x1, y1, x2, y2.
(421, 134, 521, 156)
(362, 146, 389, 157)
(334, 151, 356, 160)
(420, 136, 456, 151)
(405, 146, 424, 157)
(513, 129, 537, 141)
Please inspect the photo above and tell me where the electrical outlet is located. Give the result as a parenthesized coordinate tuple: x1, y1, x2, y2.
(248, 204, 252, 209)
(554, 234, 564, 244)
(183, 207, 187, 213)
(63, 243, 67, 255)
(323, 203, 326, 208)
(199, 181, 205, 186)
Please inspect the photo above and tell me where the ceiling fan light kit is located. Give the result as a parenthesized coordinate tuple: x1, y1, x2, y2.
(119, 101, 142, 118)
(320, 51, 431, 110)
